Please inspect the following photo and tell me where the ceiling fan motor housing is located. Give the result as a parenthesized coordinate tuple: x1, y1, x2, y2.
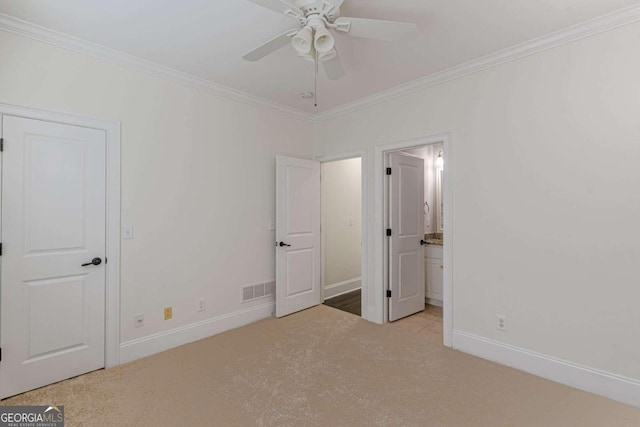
(294, 0, 341, 22)
(295, 0, 320, 15)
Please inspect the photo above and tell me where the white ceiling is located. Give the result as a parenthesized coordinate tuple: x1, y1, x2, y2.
(0, 0, 636, 113)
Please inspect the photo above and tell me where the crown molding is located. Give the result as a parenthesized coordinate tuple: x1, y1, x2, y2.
(1, 5, 639, 125)
(314, 4, 640, 121)
(0, 13, 314, 123)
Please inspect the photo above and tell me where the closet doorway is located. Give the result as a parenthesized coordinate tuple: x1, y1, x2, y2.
(320, 156, 363, 317)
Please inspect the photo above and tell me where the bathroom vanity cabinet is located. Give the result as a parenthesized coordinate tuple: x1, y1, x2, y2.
(424, 245, 443, 306)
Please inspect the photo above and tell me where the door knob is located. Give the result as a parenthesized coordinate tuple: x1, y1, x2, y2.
(81, 257, 102, 267)
(420, 239, 427, 246)
(277, 242, 291, 247)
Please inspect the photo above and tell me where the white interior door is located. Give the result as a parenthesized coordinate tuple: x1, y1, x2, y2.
(0, 116, 107, 399)
(275, 156, 320, 317)
(388, 152, 425, 321)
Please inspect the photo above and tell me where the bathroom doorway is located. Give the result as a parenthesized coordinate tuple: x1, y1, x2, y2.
(320, 156, 363, 317)
(384, 142, 445, 325)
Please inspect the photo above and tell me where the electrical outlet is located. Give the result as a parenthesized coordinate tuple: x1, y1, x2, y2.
(198, 298, 206, 312)
(164, 307, 173, 320)
(134, 314, 144, 328)
(496, 314, 507, 331)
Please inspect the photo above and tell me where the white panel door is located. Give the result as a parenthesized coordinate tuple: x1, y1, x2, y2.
(0, 116, 106, 399)
(275, 156, 320, 317)
(388, 152, 425, 321)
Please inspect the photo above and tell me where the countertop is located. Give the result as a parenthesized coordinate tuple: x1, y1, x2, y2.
(424, 233, 443, 246)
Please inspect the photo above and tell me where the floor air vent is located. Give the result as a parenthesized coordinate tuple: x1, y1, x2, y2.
(242, 281, 275, 302)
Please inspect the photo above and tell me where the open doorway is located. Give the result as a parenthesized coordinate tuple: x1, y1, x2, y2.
(320, 157, 362, 317)
(384, 142, 445, 328)
(276, 135, 449, 341)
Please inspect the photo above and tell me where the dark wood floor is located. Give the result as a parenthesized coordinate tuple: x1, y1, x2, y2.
(323, 289, 361, 316)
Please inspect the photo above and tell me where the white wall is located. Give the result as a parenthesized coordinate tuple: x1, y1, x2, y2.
(321, 158, 362, 294)
(315, 21, 640, 383)
(0, 31, 314, 349)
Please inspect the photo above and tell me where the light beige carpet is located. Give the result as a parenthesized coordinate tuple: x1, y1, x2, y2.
(3, 305, 639, 426)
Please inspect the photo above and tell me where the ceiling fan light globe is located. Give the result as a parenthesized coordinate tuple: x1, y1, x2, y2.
(297, 45, 317, 62)
(314, 26, 335, 53)
(292, 27, 313, 54)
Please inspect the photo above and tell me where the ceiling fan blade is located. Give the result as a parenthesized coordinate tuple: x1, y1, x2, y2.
(247, 0, 302, 15)
(243, 29, 297, 62)
(334, 17, 418, 41)
(322, 52, 346, 80)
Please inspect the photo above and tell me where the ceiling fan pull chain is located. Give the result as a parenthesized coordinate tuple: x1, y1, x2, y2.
(314, 47, 318, 107)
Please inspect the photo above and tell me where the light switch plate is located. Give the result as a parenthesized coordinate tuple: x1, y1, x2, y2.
(122, 225, 134, 239)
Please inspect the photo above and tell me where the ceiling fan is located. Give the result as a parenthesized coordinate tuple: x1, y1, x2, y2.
(242, 0, 419, 82)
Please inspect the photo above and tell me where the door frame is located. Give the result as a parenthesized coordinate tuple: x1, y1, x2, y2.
(0, 101, 121, 368)
(375, 133, 453, 347)
(316, 150, 368, 318)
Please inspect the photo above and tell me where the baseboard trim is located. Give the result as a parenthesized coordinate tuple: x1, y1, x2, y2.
(426, 298, 443, 307)
(452, 330, 640, 408)
(324, 277, 362, 300)
(119, 302, 274, 364)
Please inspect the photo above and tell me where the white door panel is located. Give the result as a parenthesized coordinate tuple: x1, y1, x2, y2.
(276, 156, 320, 317)
(399, 252, 421, 299)
(389, 153, 425, 321)
(0, 116, 106, 399)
